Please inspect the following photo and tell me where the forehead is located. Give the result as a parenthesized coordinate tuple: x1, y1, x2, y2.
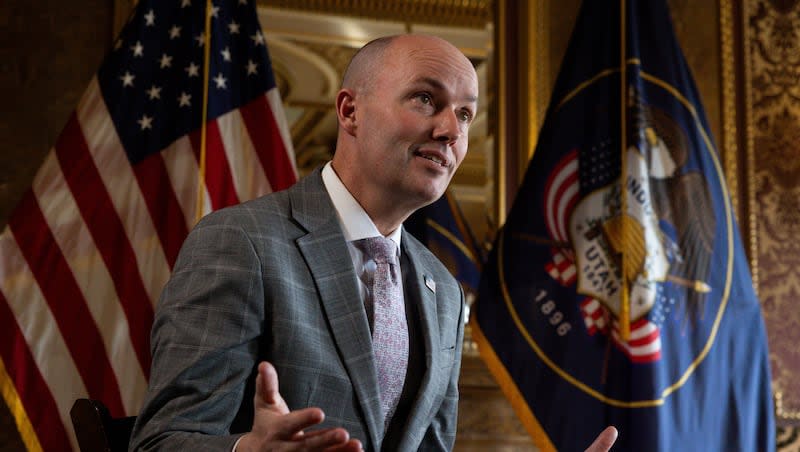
(379, 39, 479, 102)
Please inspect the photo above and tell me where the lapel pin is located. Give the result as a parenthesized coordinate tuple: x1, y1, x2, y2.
(424, 276, 436, 293)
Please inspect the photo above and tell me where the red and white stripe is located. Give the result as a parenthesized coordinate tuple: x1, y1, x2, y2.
(0, 76, 296, 450)
(610, 317, 662, 363)
(545, 248, 577, 286)
(579, 298, 661, 363)
(579, 297, 608, 335)
(543, 149, 579, 286)
(544, 148, 579, 255)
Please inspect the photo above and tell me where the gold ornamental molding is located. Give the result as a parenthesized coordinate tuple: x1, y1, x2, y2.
(775, 390, 800, 422)
(529, 0, 550, 163)
(738, 0, 760, 293)
(742, 0, 759, 296)
(259, 0, 493, 29)
(719, 0, 738, 217)
(720, 0, 760, 291)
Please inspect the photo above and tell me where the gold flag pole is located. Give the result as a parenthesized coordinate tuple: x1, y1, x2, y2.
(195, 0, 213, 224)
(619, 0, 631, 341)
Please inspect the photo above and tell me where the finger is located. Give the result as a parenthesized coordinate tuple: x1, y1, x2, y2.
(324, 439, 363, 452)
(292, 427, 359, 451)
(296, 427, 361, 442)
(585, 426, 618, 452)
(272, 407, 326, 439)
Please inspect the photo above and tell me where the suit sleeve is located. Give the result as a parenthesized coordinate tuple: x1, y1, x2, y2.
(419, 286, 466, 450)
(129, 216, 263, 451)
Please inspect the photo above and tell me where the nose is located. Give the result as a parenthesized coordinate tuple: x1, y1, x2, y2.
(432, 109, 461, 145)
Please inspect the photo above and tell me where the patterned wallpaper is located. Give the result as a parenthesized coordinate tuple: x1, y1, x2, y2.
(750, 0, 800, 425)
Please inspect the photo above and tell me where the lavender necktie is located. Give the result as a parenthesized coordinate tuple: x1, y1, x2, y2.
(357, 236, 409, 426)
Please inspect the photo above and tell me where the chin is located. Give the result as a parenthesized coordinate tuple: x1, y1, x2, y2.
(418, 188, 447, 207)
(404, 179, 449, 209)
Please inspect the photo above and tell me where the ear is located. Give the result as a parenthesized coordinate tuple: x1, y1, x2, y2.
(335, 88, 358, 136)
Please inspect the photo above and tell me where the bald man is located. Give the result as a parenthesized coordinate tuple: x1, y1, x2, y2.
(129, 35, 617, 452)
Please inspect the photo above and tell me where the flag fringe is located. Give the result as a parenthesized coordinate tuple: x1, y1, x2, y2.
(469, 318, 556, 452)
(0, 358, 42, 452)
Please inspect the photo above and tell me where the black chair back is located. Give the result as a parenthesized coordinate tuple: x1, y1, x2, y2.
(70, 399, 136, 452)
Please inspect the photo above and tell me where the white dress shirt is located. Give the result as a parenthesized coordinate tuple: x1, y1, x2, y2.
(321, 162, 404, 307)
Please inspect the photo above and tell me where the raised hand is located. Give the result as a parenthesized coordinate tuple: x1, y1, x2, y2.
(236, 362, 363, 452)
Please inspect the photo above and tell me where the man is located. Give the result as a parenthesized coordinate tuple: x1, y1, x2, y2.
(129, 34, 617, 451)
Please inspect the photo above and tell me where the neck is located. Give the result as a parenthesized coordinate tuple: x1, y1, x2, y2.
(329, 160, 415, 236)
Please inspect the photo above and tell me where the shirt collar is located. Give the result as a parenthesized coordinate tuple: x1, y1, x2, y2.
(321, 162, 403, 252)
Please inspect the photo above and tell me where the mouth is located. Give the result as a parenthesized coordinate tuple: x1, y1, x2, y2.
(414, 149, 449, 168)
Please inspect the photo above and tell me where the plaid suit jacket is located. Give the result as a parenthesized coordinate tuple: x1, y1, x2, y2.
(129, 168, 466, 451)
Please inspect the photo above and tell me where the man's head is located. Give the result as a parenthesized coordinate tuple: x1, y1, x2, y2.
(331, 34, 479, 234)
(340, 36, 395, 96)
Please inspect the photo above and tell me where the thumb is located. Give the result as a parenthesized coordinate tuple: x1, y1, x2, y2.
(255, 361, 287, 413)
(585, 426, 618, 452)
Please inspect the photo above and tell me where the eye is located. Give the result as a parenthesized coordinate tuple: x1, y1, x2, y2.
(457, 109, 473, 123)
(415, 93, 433, 105)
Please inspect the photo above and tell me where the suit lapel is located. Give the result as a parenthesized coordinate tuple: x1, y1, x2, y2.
(289, 170, 383, 447)
(398, 236, 442, 449)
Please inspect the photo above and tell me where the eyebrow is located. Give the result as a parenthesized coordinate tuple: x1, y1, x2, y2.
(415, 77, 478, 104)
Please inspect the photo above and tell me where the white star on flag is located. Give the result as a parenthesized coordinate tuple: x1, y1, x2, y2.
(213, 73, 227, 89)
(159, 53, 172, 68)
(144, 9, 155, 26)
(178, 92, 191, 107)
(185, 62, 199, 77)
(131, 41, 144, 57)
(120, 71, 135, 87)
(137, 114, 153, 130)
(221, 47, 231, 62)
(169, 25, 181, 39)
(146, 85, 161, 100)
(246, 59, 258, 75)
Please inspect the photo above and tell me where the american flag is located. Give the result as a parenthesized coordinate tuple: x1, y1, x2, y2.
(0, 0, 296, 450)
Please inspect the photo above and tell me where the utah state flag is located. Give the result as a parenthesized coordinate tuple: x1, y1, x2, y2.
(472, 0, 776, 450)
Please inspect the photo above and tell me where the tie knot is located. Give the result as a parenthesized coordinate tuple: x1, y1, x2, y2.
(358, 236, 397, 264)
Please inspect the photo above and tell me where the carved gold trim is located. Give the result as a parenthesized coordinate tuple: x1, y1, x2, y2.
(721, 0, 760, 294)
(775, 390, 800, 421)
(495, 0, 507, 224)
(720, 0, 738, 220)
(517, 1, 533, 176)
(742, 0, 759, 295)
(259, 0, 492, 28)
(529, 0, 549, 163)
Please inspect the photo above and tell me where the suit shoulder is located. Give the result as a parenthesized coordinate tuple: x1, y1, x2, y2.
(196, 190, 292, 229)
